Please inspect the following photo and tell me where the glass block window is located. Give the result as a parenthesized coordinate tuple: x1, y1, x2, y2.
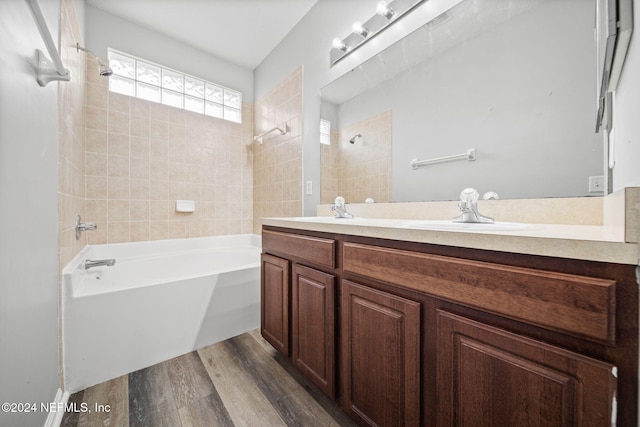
(107, 49, 242, 123)
(320, 119, 331, 145)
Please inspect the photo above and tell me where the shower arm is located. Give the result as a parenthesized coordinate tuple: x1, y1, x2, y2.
(253, 123, 289, 144)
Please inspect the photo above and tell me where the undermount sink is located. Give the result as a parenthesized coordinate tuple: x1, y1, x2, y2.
(399, 220, 541, 232)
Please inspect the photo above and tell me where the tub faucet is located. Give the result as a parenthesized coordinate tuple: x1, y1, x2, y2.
(84, 259, 116, 270)
(331, 196, 353, 219)
(453, 188, 494, 224)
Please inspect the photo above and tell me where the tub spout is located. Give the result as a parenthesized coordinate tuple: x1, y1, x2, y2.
(84, 259, 116, 270)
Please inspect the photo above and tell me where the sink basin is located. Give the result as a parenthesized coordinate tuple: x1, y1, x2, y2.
(399, 220, 541, 232)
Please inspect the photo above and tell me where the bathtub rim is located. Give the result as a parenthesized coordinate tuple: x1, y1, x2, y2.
(62, 233, 262, 277)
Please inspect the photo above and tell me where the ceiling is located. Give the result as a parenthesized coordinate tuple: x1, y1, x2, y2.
(86, 0, 318, 70)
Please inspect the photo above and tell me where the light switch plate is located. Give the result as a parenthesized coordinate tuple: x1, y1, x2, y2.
(305, 181, 313, 195)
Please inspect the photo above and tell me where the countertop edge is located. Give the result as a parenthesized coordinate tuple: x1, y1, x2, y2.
(261, 218, 639, 265)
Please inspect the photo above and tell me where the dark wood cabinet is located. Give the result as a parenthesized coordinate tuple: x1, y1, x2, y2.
(436, 310, 617, 426)
(260, 230, 338, 398)
(340, 280, 421, 427)
(261, 226, 638, 427)
(260, 253, 290, 356)
(292, 264, 336, 398)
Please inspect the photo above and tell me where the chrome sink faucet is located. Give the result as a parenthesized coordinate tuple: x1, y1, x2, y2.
(453, 188, 494, 224)
(84, 259, 116, 270)
(331, 196, 353, 219)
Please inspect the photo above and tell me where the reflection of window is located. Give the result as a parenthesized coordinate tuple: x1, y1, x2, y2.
(107, 49, 242, 123)
(320, 119, 331, 145)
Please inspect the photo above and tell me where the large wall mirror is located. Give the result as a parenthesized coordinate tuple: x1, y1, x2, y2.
(319, 0, 606, 204)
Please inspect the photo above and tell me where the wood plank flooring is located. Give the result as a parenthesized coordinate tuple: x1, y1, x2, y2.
(61, 329, 356, 427)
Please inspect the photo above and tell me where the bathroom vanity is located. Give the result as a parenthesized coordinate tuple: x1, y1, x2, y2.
(260, 199, 639, 426)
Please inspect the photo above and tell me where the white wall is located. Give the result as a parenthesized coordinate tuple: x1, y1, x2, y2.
(611, 3, 640, 191)
(0, 0, 61, 425)
(85, 4, 254, 102)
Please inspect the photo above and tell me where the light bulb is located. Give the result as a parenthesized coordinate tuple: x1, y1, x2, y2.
(332, 37, 347, 52)
(352, 21, 369, 37)
(376, 1, 396, 19)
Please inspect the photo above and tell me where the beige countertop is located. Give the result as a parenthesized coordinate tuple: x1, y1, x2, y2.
(261, 216, 639, 265)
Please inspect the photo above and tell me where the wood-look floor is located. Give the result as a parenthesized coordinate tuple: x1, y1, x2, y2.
(61, 330, 356, 427)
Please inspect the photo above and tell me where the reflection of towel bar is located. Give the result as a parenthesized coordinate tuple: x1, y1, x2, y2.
(411, 148, 476, 169)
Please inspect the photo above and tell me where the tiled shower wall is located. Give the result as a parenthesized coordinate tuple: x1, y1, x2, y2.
(83, 72, 254, 244)
(58, 0, 87, 269)
(320, 110, 392, 204)
(60, 13, 301, 251)
(253, 67, 303, 232)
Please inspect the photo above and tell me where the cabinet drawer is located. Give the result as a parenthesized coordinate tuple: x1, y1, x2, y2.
(343, 243, 616, 344)
(263, 230, 335, 269)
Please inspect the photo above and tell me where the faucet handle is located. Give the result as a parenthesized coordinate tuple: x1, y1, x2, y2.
(334, 196, 346, 208)
(459, 188, 479, 203)
(483, 191, 499, 200)
(75, 214, 97, 240)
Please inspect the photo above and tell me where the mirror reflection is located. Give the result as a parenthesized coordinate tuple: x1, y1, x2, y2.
(320, 0, 603, 204)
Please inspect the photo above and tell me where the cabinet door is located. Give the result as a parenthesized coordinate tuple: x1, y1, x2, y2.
(436, 310, 617, 427)
(341, 280, 421, 427)
(261, 254, 290, 356)
(292, 264, 335, 398)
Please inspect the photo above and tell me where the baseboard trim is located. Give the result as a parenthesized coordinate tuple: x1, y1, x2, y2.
(43, 388, 70, 427)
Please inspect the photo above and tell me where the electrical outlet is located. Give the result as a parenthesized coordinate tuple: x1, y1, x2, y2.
(305, 181, 313, 195)
(589, 176, 605, 193)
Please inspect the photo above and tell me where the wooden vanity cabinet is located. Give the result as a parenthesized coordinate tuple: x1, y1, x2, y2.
(436, 310, 617, 427)
(291, 264, 335, 398)
(260, 253, 289, 356)
(340, 280, 421, 426)
(261, 226, 638, 427)
(261, 230, 337, 398)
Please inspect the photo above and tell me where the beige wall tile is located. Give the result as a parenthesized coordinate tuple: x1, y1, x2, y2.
(131, 115, 150, 137)
(109, 93, 130, 114)
(86, 152, 108, 176)
(86, 129, 107, 154)
(130, 158, 150, 180)
(80, 93, 252, 243)
(130, 222, 150, 242)
(108, 111, 129, 135)
(149, 221, 169, 240)
(108, 222, 130, 243)
(108, 133, 130, 156)
(86, 176, 108, 199)
(108, 200, 130, 222)
(252, 68, 303, 231)
(86, 105, 107, 131)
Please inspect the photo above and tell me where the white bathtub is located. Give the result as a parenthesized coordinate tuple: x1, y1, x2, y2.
(62, 234, 261, 393)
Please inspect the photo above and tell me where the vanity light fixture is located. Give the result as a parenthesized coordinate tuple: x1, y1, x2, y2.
(330, 0, 426, 66)
(352, 21, 370, 37)
(376, 1, 396, 19)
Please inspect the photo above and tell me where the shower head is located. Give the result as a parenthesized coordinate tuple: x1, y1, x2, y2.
(96, 58, 113, 77)
(349, 133, 362, 144)
(76, 43, 112, 77)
